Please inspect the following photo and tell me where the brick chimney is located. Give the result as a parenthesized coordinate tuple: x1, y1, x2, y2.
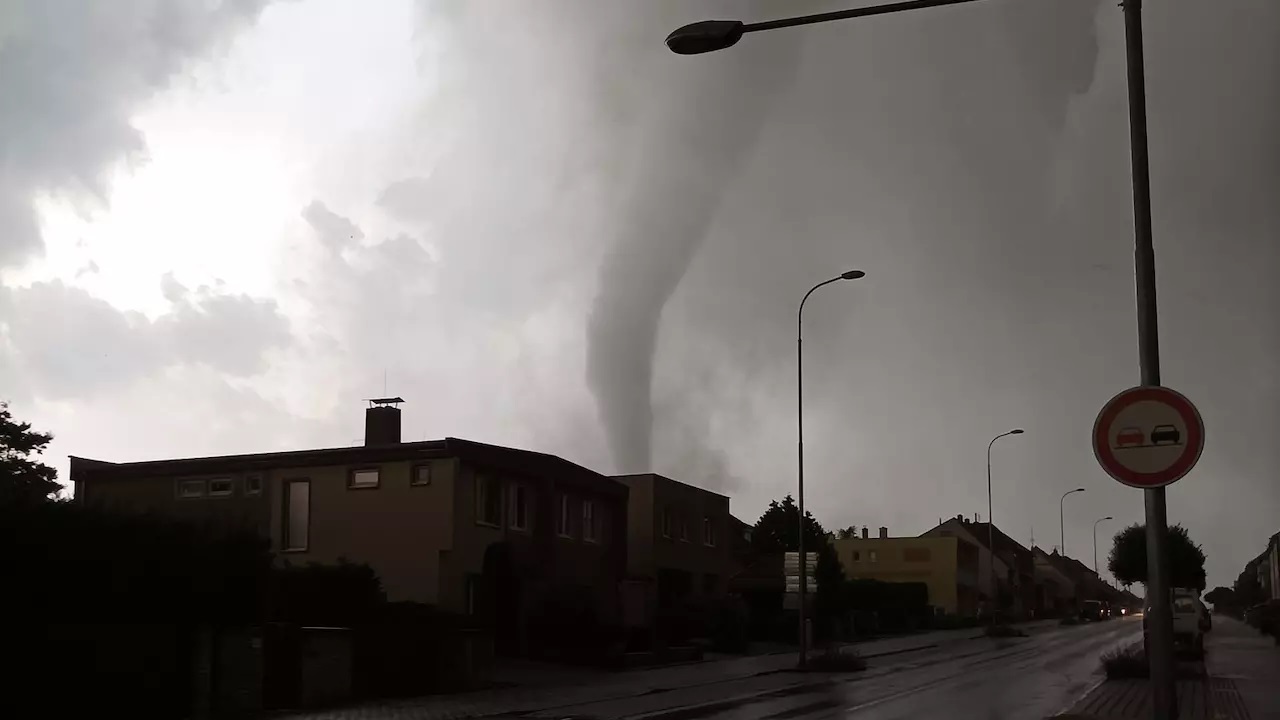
(861, 527, 869, 539)
(365, 397, 404, 445)
(879, 526, 888, 539)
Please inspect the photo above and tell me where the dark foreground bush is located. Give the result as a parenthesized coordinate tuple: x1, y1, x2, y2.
(1101, 647, 1149, 678)
(984, 624, 1027, 638)
(806, 647, 867, 672)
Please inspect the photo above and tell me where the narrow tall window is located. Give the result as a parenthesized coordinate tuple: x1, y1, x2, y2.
(284, 480, 310, 551)
(557, 494, 572, 537)
(510, 484, 529, 530)
(582, 499, 597, 543)
(660, 507, 672, 539)
(476, 474, 501, 526)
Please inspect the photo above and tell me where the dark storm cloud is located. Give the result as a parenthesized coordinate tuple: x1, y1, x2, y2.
(0, 278, 289, 400)
(0, 0, 272, 268)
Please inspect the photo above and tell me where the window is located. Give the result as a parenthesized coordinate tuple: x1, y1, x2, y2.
(283, 480, 310, 551)
(904, 547, 932, 563)
(178, 479, 205, 499)
(660, 507, 672, 539)
(703, 516, 716, 547)
(348, 468, 380, 489)
(509, 484, 529, 530)
(679, 515, 689, 543)
(476, 474, 501, 526)
(869, 550, 879, 563)
(556, 494, 572, 537)
(582, 499, 597, 543)
(411, 464, 432, 486)
(465, 574, 479, 616)
(208, 478, 234, 497)
(244, 474, 263, 495)
(852, 551, 861, 562)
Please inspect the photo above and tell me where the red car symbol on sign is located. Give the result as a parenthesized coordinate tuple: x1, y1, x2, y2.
(1115, 427, 1144, 448)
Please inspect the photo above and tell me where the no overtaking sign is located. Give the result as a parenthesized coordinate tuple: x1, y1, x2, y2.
(1093, 386, 1204, 489)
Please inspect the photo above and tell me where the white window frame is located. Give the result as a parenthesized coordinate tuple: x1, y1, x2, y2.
(348, 467, 380, 489)
(556, 494, 572, 538)
(411, 463, 432, 486)
(582, 499, 597, 543)
(208, 477, 235, 497)
(869, 550, 879, 563)
(509, 483, 529, 531)
(244, 474, 263, 496)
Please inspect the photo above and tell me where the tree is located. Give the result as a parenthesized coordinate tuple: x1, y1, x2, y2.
(1204, 586, 1236, 609)
(751, 495, 847, 638)
(0, 402, 60, 503)
(836, 525, 860, 540)
(1107, 523, 1207, 591)
(1233, 567, 1263, 608)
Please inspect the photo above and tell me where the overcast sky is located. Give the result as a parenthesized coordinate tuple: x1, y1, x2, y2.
(1, 0, 1275, 591)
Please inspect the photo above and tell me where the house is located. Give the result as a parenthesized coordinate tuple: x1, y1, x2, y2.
(70, 399, 629, 654)
(922, 516, 1035, 617)
(1032, 547, 1079, 616)
(832, 526, 981, 616)
(612, 473, 732, 625)
(1260, 531, 1280, 601)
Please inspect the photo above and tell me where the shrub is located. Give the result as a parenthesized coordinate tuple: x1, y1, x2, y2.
(806, 646, 867, 672)
(984, 623, 1027, 638)
(1101, 646, 1149, 678)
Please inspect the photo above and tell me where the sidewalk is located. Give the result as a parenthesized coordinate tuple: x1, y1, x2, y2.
(279, 622, 1042, 719)
(1053, 616, 1278, 719)
(1205, 616, 1280, 718)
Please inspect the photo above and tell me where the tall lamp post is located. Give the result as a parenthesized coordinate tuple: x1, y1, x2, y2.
(1060, 488, 1086, 556)
(667, 1, 1173, 712)
(986, 429, 1023, 617)
(796, 269, 864, 667)
(1093, 516, 1114, 575)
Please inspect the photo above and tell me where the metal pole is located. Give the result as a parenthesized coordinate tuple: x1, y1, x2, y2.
(797, 313, 807, 668)
(1121, 1, 1174, 716)
(986, 438, 996, 621)
(1060, 496, 1066, 556)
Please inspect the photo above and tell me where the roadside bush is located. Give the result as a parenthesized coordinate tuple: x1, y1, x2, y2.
(806, 646, 867, 673)
(984, 623, 1027, 638)
(1101, 647, 1148, 678)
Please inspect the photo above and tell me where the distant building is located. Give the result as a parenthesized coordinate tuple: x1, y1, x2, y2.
(71, 399, 629, 653)
(1260, 531, 1280, 601)
(922, 516, 1036, 617)
(832, 526, 981, 616)
(612, 473, 732, 626)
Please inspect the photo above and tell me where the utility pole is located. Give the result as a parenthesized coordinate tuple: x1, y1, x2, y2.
(1121, 2, 1174, 717)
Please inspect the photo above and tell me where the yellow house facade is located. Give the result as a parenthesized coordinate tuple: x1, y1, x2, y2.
(832, 529, 981, 616)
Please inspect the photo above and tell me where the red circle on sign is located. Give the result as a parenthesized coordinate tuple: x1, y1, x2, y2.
(1092, 386, 1204, 489)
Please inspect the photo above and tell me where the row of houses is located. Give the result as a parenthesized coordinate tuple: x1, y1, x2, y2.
(71, 398, 1129, 646)
(829, 516, 1136, 618)
(1242, 531, 1280, 602)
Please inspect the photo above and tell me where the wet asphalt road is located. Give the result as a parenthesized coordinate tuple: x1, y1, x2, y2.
(540, 617, 1144, 720)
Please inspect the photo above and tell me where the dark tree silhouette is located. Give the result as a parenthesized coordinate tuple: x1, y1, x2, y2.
(0, 401, 60, 503)
(1204, 586, 1236, 609)
(750, 495, 846, 636)
(1107, 523, 1207, 591)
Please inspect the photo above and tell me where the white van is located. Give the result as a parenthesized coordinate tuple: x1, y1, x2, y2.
(1144, 589, 1207, 657)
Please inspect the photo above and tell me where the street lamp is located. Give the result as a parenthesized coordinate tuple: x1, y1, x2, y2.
(796, 269, 864, 667)
(1060, 488, 1086, 556)
(667, 0, 1173, 713)
(1094, 516, 1114, 575)
(985, 429, 1023, 617)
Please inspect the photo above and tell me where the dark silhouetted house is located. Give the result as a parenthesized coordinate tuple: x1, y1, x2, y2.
(613, 473, 732, 627)
(71, 399, 628, 654)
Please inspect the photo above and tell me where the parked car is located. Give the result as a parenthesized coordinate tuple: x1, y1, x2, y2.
(1247, 600, 1280, 639)
(1144, 595, 1206, 657)
(1080, 600, 1104, 622)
